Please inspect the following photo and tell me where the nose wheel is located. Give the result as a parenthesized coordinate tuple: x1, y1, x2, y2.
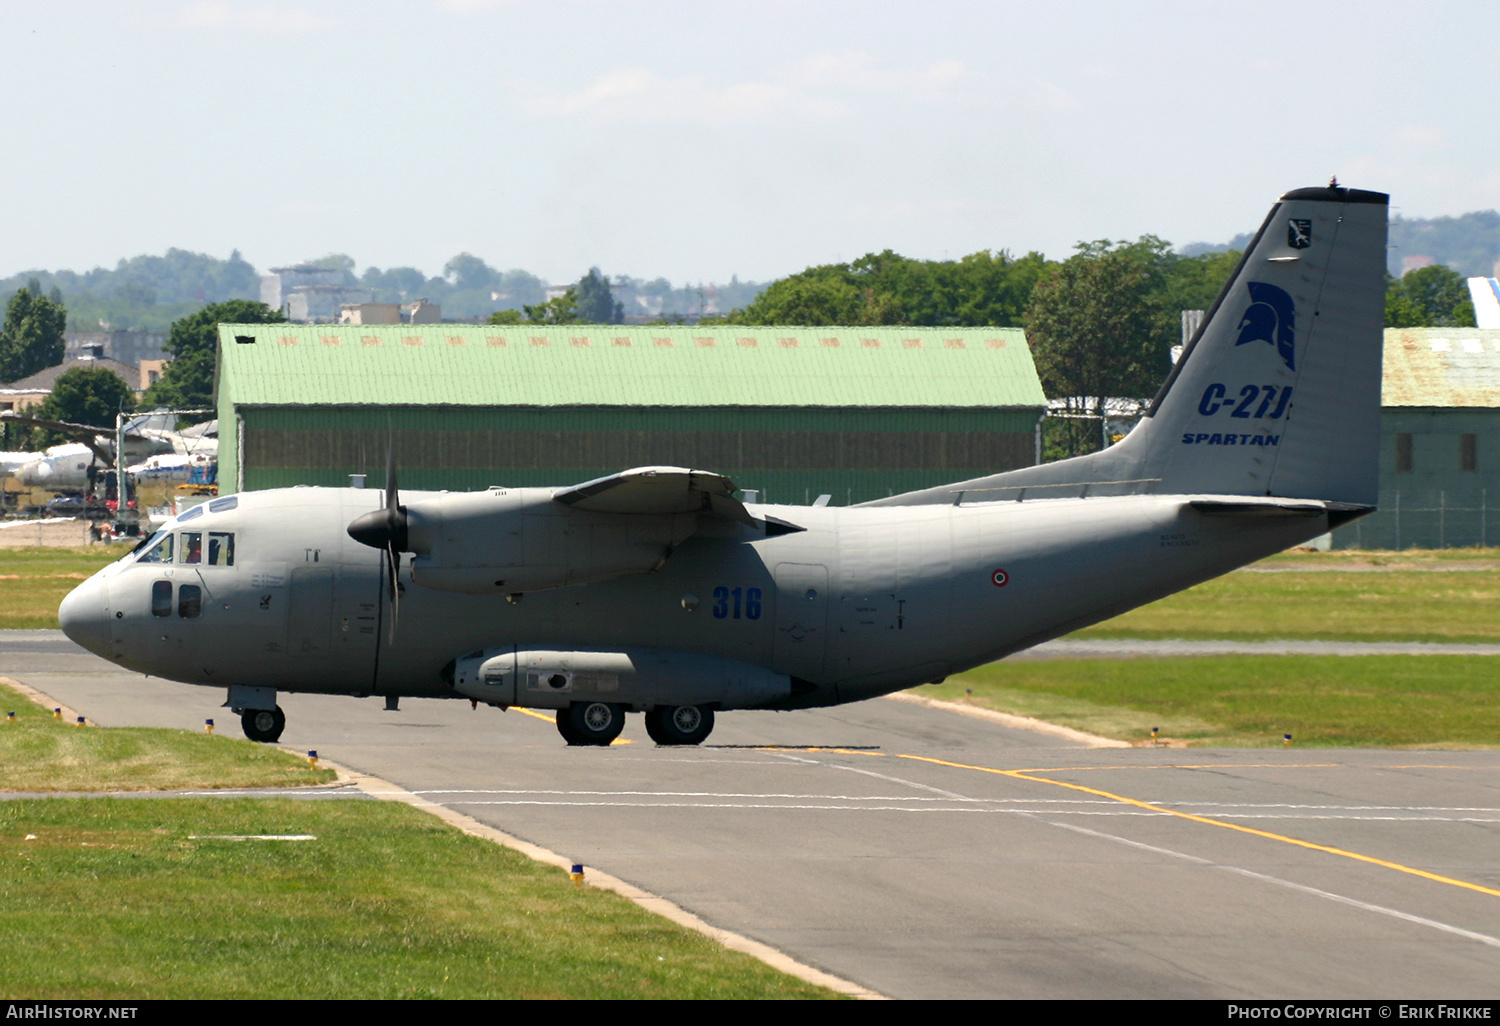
(644, 705, 714, 746)
(241, 706, 286, 743)
(556, 702, 625, 746)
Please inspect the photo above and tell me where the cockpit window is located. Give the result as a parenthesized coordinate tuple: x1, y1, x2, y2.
(207, 532, 235, 566)
(179, 506, 204, 522)
(137, 532, 174, 564)
(209, 496, 238, 513)
(180, 532, 203, 564)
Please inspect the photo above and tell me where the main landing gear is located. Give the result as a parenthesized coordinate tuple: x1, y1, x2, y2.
(241, 705, 286, 743)
(555, 702, 716, 746)
(556, 701, 626, 746)
(644, 705, 714, 746)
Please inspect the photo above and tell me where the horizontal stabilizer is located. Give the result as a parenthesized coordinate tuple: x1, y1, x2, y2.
(1189, 497, 1373, 528)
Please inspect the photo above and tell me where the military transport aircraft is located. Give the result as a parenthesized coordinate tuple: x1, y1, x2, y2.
(58, 185, 1387, 746)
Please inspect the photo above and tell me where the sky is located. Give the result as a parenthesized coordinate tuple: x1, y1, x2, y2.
(3, 0, 1497, 286)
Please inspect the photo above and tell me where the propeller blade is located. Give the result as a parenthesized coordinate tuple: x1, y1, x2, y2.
(386, 544, 400, 644)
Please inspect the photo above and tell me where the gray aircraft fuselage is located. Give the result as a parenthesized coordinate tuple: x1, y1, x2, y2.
(63, 484, 1324, 709)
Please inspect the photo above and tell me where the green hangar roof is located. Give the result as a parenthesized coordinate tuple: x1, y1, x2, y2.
(216, 324, 1045, 409)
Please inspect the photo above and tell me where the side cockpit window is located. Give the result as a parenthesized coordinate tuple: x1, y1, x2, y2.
(181, 532, 203, 564)
(138, 532, 174, 564)
(178, 584, 202, 619)
(208, 532, 235, 566)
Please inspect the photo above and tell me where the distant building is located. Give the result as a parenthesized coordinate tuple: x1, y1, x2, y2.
(0, 350, 142, 413)
(1333, 327, 1500, 548)
(261, 264, 372, 323)
(338, 300, 441, 325)
(339, 304, 401, 325)
(64, 330, 168, 366)
(138, 359, 168, 390)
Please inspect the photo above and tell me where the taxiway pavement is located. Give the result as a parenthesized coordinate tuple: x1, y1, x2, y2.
(4, 630, 1499, 1000)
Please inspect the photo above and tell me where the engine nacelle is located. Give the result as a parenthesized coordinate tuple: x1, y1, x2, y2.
(406, 489, 697, 594)
(450, 646, 793, 710)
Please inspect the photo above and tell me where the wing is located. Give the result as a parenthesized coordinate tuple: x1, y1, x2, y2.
(554, 466, 757, 527)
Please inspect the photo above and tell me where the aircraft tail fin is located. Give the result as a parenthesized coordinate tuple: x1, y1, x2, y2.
(866, 186, 1388, 507)
(1470, 277, 1500, 329)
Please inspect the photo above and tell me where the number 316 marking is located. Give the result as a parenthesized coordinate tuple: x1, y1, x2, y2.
(712, 586, 762, 619)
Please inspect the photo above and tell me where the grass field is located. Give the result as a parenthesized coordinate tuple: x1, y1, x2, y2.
(0, 676, 836, 999)
(0, 680, 337, 791)
(934, 654, 1500, 748)
(0, 546, 121, 629)
(0, 797, 837, 999)
(1075, 551, 1500, 643)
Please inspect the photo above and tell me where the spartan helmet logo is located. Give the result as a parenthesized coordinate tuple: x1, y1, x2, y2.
(1235, 282, 1296, 371)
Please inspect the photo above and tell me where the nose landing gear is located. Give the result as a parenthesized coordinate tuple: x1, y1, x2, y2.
(241, 705, 286, 743)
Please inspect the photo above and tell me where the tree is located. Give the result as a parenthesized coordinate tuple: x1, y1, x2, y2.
(34, 366, 136, 433)
(725, 248, 1051, 327)
(443, 253, 498, 292)
(522, 289, 581, 324)
(1385, 264, 1476, 327)
(0, 282, 67, 382)
(575, 267, 623, 324)
(144, 300, 285, 416)
(729, 274, 865, 325)
(484, 289, 584, 325)
(1024, 239, 1177, 459)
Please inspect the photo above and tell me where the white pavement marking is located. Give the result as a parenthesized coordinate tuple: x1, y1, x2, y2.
(399, 787, 1500, 821)
(1034, 814, 1500, 951)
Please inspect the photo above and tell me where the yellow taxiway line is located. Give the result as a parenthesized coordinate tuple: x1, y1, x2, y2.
(896, 752, 1500, 899)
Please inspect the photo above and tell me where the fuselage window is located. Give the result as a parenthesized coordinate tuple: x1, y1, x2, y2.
(207, 532, 235, 566)
(181, 532, 203, 564)
(138, 532, 174, 564)
(151, 580, 172, 617)
(178, 584, 202, 619)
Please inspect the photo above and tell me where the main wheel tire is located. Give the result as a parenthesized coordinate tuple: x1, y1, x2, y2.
(241, 705, 286, 743)
(555, 709, 585, 745)
(562, 701, 625, 746)
(644, 705, 714, 746)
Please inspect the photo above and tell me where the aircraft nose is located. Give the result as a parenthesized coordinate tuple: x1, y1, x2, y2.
(58, 576, 111, 657)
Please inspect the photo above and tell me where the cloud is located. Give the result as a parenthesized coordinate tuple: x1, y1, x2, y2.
(432, 0, 512, 12)
(527, 50, 974, 125)
(169, 1, 338, 34)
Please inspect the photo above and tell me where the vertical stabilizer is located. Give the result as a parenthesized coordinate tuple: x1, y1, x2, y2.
(1470, 277, 1500, 329)
(866, 186, 1388, 508)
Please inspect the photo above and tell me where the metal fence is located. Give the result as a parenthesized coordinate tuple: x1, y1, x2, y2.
(1333, 490, 1500, 549)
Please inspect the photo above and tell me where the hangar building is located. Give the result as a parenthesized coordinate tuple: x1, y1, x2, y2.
(1334, 327, 1500, 548)
(214, 324, 1047, 505)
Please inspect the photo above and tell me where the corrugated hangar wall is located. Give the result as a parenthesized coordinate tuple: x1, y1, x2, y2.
(216, 324, 1048, 505)
(1333, 328, 1500, 549)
